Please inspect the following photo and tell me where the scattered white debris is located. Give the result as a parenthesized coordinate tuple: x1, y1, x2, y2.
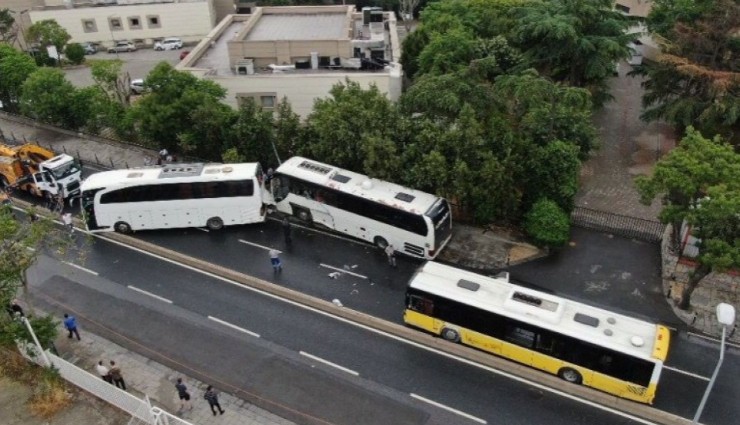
(351, 289, 359, 295)
(328, 272, 341, 279)
(332, 298, 343, 307)
(351, 265, 358, 269)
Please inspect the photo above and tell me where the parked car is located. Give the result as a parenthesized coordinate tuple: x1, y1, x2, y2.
(154, 38, 183, 51)
(179, 50, 190, 61)
(83, 43, 97, 55)
(108, 41, 137, 53)
(130, 79, 145, 95)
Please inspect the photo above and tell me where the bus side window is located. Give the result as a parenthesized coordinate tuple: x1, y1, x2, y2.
(409, 295, 433, 315)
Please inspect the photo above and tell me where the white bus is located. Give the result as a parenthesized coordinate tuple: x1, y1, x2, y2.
(404, 262, 671, 404)
(268, 157, 452, 259)
(80, 163, 267, 233)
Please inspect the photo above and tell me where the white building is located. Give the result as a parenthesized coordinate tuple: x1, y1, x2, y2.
(176, 6, 403, 119)
(26, 0, 217, 48)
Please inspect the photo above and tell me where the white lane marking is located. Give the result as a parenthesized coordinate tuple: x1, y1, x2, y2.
(410, 393, 486, 424)
(127, 285, 173, 304)
(319, 263, 368, 280)
(94, 234, 665, 425)
(299, 351, 359, 376)
(687, 331, 740, 349)
(208, 315, 260, 338)
(195, 228, 209, 233)
(662, 366, 710, 381)
(62, 261, 99, 276)
(238, 239, 281, 253)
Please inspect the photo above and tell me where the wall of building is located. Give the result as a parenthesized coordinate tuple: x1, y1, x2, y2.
(28, 2, 214, 46)
(614, 0, 653, 18)
(206, 72, 400, 118)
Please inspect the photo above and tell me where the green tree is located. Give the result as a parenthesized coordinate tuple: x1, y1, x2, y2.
(90, 59, 130, 104)
(524, 198, 571, 247)
(229, 98, 277, 167)
(274, 97, 302, 164)
(20, 68, 83, 128)
(417, 28, 478, 76)
(525, 140, 580, 212)
(640, 0, 739, 145)
(0, 9, 19, 46)
(508, 0, 632, 104)
(302, 80, 400, 173)
(636, 128, 740, 308)
(178, 100, 236, 162)
(26, 19, 70, 51)
(0, 206, 79, 350)
(0, 43, 37, 113)
(64, 43, 85, 65)
(126, 62, 226, 151)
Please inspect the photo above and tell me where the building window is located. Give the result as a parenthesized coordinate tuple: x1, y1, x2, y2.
(147, 15, 161, 29)
(82, 19, 97, 33)
(128, 17, 142, 30)
(260, 95, 276, 109)
(109, 17, 123, 31)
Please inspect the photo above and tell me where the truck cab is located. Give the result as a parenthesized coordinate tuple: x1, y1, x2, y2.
(39, 154, 82, 198)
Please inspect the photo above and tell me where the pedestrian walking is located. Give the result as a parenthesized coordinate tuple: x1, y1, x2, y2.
(96, 360, 112, 384)
(385, 244, 396, 267)
(175, 378, 192, 411)
(269, 249, 282, 272)
(158, 148, 168, 161)
(109, 360, 126, 390)
(269, 248, 283, 271)
(63, 313, 81, 340)
(62, 212, 74, 234)
(282, 217, 292, 244)
(203, 385, 225, 415)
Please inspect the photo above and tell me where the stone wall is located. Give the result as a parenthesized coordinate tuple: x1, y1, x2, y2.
(661, 225, 740, 340)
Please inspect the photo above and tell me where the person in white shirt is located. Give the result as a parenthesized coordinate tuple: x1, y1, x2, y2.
(61, 212, 73, 233)
(385, 244, 396, 267)
(96, 360, 112, 383)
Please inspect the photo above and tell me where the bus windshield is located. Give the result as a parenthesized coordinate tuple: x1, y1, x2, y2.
(426, 199, 452, 250)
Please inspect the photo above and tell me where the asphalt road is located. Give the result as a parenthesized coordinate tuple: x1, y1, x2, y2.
(25, 232, 658, 425)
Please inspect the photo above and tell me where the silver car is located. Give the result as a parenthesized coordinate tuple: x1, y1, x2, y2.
(108, 41, 137, 53)
(154, 38, 183, 51)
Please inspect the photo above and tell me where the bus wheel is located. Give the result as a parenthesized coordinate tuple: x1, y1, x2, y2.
(558, 368, 582, 384)
(374, 236, 388, 250)
(294, 208, 312, 223)
(441, 327, 460, 343)
(206, 217, 224, 231)
(114, 221, 132, 234)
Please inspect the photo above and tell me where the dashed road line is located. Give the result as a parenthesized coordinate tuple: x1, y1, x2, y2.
(62, 261, 99, 276)
(238, 239, 281, 253)
(208, 315, 260, 338)
(319, 263, 367, 279)
(127, 285, 173, 304)
(410, 393, 486, 424)
(299, 351, 359, 376)
(687, 331, 740, 349)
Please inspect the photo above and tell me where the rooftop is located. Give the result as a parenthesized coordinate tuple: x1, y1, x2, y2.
(246, 13, 347, 41)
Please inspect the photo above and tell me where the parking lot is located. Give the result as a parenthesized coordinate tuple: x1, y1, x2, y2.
(63, 47, 184, 87)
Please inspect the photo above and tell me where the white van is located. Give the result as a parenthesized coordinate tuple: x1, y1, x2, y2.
(154, 38, 183, 51)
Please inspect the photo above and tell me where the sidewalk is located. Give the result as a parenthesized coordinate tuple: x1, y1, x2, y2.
(52, 326, 295, 425)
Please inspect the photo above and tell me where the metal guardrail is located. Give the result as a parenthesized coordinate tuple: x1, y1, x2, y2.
(571, 206, 666, 243)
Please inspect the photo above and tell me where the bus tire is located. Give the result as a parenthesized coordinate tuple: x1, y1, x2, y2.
(114, 221, 132, 234)
(206, 217, 224, 231)
(441, 327, 460, 343)
(374, 236, 389, 250)
(557, 368, 582, 384)
(294, 207, 312, 223)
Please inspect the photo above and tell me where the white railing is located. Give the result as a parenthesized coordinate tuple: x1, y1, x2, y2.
(19, 342, 192, 425)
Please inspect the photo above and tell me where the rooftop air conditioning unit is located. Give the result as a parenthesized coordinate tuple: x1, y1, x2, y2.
(235, 59, 254, 75)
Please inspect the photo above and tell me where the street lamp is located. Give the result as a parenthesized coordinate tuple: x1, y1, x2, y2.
(692, 303, 736, 424)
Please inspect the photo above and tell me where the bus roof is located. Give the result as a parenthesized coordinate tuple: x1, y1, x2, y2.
(275, 157, 442, 215)
(409, 262, 663, 361)
(81, 163, 260, 191)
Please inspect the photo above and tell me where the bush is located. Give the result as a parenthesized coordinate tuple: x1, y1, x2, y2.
(524, 198, 571, 247)
(64, 43, 85, 65)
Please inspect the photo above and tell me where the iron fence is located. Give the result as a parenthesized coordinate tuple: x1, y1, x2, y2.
(571, 206, 665, 243)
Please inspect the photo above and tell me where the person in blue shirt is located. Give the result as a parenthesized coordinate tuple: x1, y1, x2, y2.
(63, 313, 80, 340)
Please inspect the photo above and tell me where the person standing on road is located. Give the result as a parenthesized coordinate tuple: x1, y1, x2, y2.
(175, 378, 192, 411)
(62, 212, 74, 234)
(269, 249, 282, 273)
(96, 360, 112, 384)
(63, 313, 81, 340)
(385, 244, 396, 267)
(109, 360, 126, 390)
(203, 385, 225, 415)
(282, 217, 292, 245)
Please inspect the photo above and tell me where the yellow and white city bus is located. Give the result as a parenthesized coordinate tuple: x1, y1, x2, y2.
(404, 262, 671, 404)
